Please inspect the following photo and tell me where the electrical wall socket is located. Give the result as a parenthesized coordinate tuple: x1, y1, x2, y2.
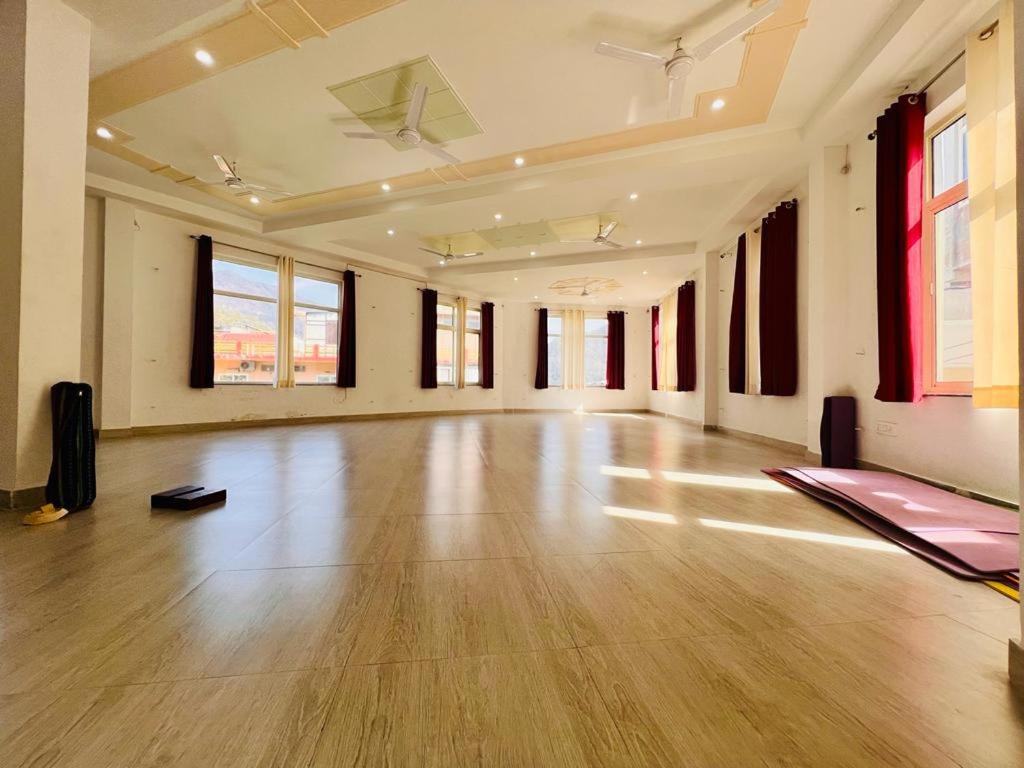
(876, 421, 897, 437)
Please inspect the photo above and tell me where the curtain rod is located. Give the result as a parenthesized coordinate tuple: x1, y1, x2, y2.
(189, 234, 364, 276)
(533, 308, 629, 314)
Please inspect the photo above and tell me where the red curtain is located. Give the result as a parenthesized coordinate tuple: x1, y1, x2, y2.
(481, 301, 494, 389)
(650, 305, 659, 390)
(727, 233, 746, 393)
(420, 289, 437, 388)
(677, 281, 696, 392)
(189, 234, 214, 388)
(875, 95, 925, 402)
(336, 269, 356, 387)
(759, 202, 799, 396)
(534, 308, 548, 389)
(606, 311, 626, 389)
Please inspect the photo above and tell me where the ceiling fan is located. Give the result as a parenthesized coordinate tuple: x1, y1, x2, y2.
(421, 244, 484, 266)
(595, 0, 782, 119)
(561, 221, 624, 249)
(342, 82, 460, 165)
(212, 155, 293, 198)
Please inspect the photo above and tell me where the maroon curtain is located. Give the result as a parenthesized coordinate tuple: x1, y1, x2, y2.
(676, 281, 696, 392)
(875, 95, 925, 403)
(606, 311, 626, 389)
(534, 308, 548, 389)
(336, 269, 356, 387)
(189, 234, 214, 388)
(481, 301, 494, 389)
(759, 202, 799, 396)
(420, 289, 437, 388)
(650, 305, 659, 390)
(727, 233, 746, 393)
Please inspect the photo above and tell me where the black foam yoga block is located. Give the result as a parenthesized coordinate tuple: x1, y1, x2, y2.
(151, 486, 226, 510)
(820, 396, 856, 469)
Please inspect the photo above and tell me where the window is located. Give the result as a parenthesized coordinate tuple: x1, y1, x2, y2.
(293, 274, 339, 385)
(547, 312, 563, 387)
(584, 316, 609, 387)
(464, 307, 481, 385)
(437, 302, 456, 385)
(213, 258, 278, 384)
(923, 113, 971, 394)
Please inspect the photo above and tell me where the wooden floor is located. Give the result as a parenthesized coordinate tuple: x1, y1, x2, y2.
(1, 413, 1022, 766)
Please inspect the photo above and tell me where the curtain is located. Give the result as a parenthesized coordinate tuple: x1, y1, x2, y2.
(189, 234, 214, 388)
(563, 309, 587, 390)
(481, 301, 494, 389)
(650, 305, 659, 390)
(874, 95, 925, 402)
(337, 269, 356, 388)
(727, 233, 746, 393)
(276, 256, 296, 388)
(456, 296, 468, 388)
(657, 290, 678, 390)
(967, 1, 1018, 408)
(420, 288, 438, 388)
(534, 307, 548, 389)
(606, 311, 626, 389)
(744, 226, 762, 394)
(760, 202, 800, 396)
(677, 281, 696, 392)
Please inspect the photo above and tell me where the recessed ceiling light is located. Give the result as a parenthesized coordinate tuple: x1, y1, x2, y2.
(381, 182, 391, 192)
(642, 270, 648, 275)
(95, 126, 113, 140)
(386, 228, 395, 236)
(629, 192, 639, 201)
(618, 296, 624, 300)
(513, 276, 518, 281)
(635, 239, 643, 245)
(533, 295, 539, 299)
(514, 156, 525, 167)
(529, 250, 537, 257)
(438, 259, 446, 266)
(494, 213, 503, 221)
(711, 98, 726, 111)
(194, 49, 214, 67)
(249, 195, 260, 205)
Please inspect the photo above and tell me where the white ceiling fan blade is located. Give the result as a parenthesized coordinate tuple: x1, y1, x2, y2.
(245, 183, 294, 196)
(595, 41, 668, 66)
(667, 74, 687, 119)
(560, 239, 598, 244)
(343, 131, 393, 140)
(452, 252, 484, 259)
(602, 240, 624, 249)
(213, 154, 233, 177)
(418, 247, 447, 258)
(419, 141, 460, 165)
(692, 0, 782, 61)
(405, 83, 428, 131)
(599, 221, 619, 239)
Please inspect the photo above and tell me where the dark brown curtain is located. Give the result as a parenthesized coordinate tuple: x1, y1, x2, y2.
(875, 95, 925, 403)
(336, 269, 356, 387)
(189, 234, 214, 388)
(650, 305, 659, 390)
(481, 301, 494, 389)
(606, 311, 626, 390)
(420, 288, 437, 389)
(676, 281, 696, 392)
(759, 202, 799, 396)
(534, 308, 548, 389)
(727, 233, 746, 393)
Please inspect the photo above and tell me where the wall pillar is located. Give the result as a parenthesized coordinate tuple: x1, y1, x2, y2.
(100, 199, 136, 431)
(0, 0, 91, 506)
(701, 251, 720, 429)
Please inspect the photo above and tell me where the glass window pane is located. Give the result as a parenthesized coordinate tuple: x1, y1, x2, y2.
(466, 309, 482, 331)
(585, 317, 609, 338)
(213, 259, 277, 298)
(932, 116, 967, 197)
(464, 333, 480, 384)
(437, 304, 455, 327)
(293, 307, 338, 384)
(294, 275, 339, 308)
(548, 334, 563, 387)
(547, 315, 562, 334)
(934, 197, 972, 381)
(437, 328, 455, 384)
(213, 295, 277, 383)
(585, 336, 607, 387)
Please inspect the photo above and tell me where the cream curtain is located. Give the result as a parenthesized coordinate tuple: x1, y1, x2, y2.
(276, 255, 295, 388)
(658, 289, 678, 390)
(456, 296, 468, 388)
(563, 309, 586, 390)
(966, 1, 1018, 408)
(744, 226, 762, 395)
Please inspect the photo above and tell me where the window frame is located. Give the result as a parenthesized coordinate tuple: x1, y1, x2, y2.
(212, 254, 279, 386)
(922, 110, 971, 396)
(292, 269, 341, 387)
(436, 299, 458, 387)
(547, 310, 564, 389)
(584, 313, 610, 389)
(463, 305, 482, 386)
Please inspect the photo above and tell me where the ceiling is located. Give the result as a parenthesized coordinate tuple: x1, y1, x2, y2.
(75, 0, 989, 303)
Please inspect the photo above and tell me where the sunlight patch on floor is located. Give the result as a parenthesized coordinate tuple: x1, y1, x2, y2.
(698, 518, 907, 553)
(604, 506, 678, 525)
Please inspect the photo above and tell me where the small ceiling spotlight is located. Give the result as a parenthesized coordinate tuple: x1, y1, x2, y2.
(494, 213, 503, 221)
(438, 259, 446, 266)
(711, 98, 726, 111)
(194, 49, 215, 67)
(533, 295, 539, 299)
(95, 126, 114, 140)
(635, 239, 643, 245)
(529, 250, 537, 257)
(381, 182, 391, 192)
(514, 156, 526, 167)
(249, 195, 260, 205)
(513, 276, 519, 281)
(386, 228, 395, 236)
(629, 192, 639, 201)
(642, 270, 648, 276)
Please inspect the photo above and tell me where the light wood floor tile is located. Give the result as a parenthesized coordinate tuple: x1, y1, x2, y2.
(948, 605, 1024, 644)
(511, 510, 659, 556)
(383, 513, 529, 562)
(311, 650, 634, 768)
(227, 514, 397, 569)
(348, 559, 573, 664)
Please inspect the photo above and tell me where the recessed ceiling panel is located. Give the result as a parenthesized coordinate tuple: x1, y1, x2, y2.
(424, 212, 618, 254)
